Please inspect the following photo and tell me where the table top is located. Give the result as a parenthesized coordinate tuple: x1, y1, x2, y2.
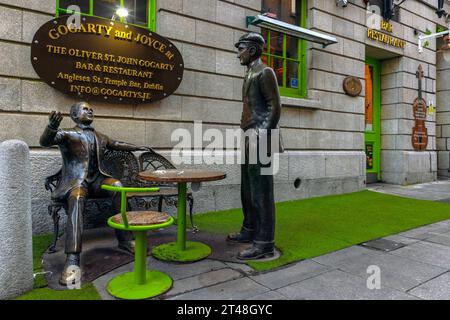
(138, 169, 227, 183)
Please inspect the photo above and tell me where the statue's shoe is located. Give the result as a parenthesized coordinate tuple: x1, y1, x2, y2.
(226, 231, 253, 243)
(118, 240, 136, 254)
(237, 245, 274, 260)
(59, 265, 82, 286)
(59, 253, 81, 286)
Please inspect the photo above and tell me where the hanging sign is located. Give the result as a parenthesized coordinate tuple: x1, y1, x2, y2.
(31, 16, 184, 104)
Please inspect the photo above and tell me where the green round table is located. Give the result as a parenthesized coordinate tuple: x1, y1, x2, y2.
(138, 169, 227, 262)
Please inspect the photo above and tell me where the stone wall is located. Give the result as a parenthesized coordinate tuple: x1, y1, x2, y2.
(374, 1, 435, 184)
(380, 54, 438, 184)
(309, 0, 447, 185)
(378, 0, 440, 184)
(436, 46, 450, 177)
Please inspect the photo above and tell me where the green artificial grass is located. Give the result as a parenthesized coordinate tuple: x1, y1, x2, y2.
(152, 241, 211, 262)
(15, 284, 100, 300)
(32, 234, 53, 288)
(14, 234, 101, 300)
(194, 190, 450, 271)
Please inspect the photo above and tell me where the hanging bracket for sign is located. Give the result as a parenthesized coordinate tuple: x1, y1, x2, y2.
(31, 16, 184, 104)
(246, 14, 338, 48)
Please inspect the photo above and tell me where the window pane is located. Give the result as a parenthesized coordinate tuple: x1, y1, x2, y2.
(286, 35, 299, 60)
(261, 29, 270, 54)
(262, 54, 269, 65)
(262, 0, 299, 25)
(268, 31, 283, 57)
(124, 0, 148, 26)
(261, 0, 303, 95)
(94, 0, 120, 19)
(270, 57, 284, 86)
(287, 61, 299, 89)
(59, 0, 90, 13)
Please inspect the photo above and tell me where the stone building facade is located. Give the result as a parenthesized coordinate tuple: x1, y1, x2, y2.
(0, 0, 448, 234)
(437, 34, 450, 177)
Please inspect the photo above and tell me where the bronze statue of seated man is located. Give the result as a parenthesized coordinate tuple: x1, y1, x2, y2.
(40, 101, 151, 285)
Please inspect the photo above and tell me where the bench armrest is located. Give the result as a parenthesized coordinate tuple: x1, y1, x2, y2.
(45, 170, 62, 191)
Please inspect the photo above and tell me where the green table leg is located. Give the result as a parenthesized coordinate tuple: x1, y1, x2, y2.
(152, 182, 212, 262)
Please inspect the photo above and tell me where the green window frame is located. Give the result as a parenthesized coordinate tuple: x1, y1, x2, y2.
(261, 0, 307, 98)
(56, 0, 156, 31)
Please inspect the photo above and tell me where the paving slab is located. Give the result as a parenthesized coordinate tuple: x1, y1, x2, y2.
(224, 262, 256, 275)
(382, 234, 421, 246)
(397, 232, 436, 240)
(250, 260, 331, 290)
(435, 220, 450, 227)
(368, 181, 450, 201)
(245, 291, 288, 300)
(317, 248, 447, 292)
(424, 231, 450, 246)
(424, 222, 450, 233)
(164, 268, 243, 297)
(147, 257, 228, 281)
(408, 272, 450, 300)
(276, 269, 419, 300)
(397, 223, 450, 240)
(312, 245, 383, 267)
(389, 241, 450, 269)
(169, 278, 270, 300)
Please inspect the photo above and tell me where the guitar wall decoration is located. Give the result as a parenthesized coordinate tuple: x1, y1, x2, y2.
(412, 64, 428, 151)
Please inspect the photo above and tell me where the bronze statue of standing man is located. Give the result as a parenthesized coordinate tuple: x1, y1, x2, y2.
(227, 33, 283, 260)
